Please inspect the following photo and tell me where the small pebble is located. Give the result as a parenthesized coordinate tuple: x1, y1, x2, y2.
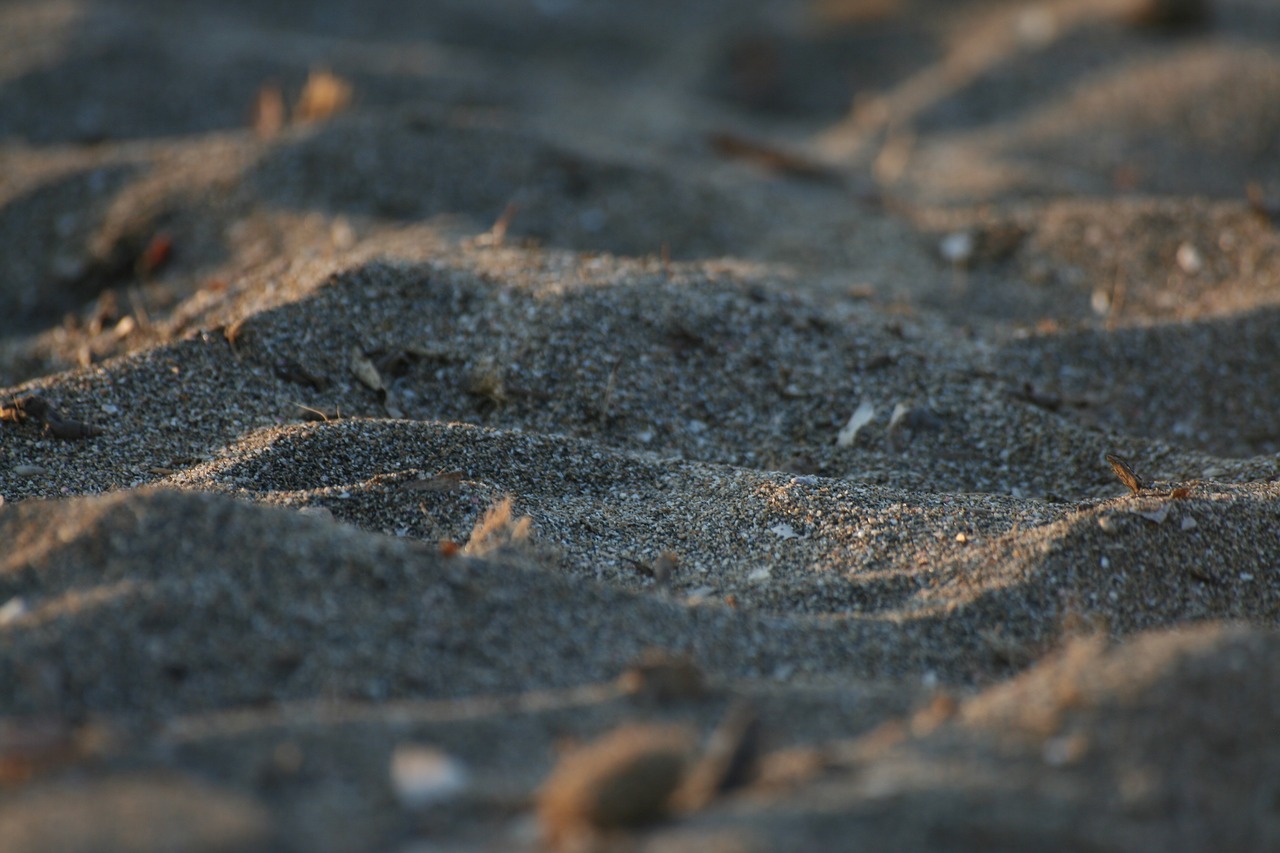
(1136, 504, 1171, 525)
(939, 231, 974, 265)
(1175, 243, 1203, 274)
(0, 597, 28, 626)
(390, 744, 469, 809)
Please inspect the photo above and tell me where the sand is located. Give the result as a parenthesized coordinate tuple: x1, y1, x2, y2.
(3, 0, 1280, 850)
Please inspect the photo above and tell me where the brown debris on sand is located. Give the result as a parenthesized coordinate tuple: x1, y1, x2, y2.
(537, 724, 695, 848)
(1, 394, 102, 440)
(1105, 452, 1145, 495)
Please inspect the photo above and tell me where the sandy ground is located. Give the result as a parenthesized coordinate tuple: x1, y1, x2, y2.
(3, 0, 1280, 850)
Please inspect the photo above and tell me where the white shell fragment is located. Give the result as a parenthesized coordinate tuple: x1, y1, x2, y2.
(390, 744, 470, 809)
(1135, 503, 1171, 525)
(1090, 288, 1111, 316)
(686, 586, 716, 603)
(887, 402, 910, 433)
(939, 231, 974, 265)
(1176, 242, 1203, 275)
(349, 346, 385, 392)
(0, 596, 28, 626)
(837, 399, 876, 447)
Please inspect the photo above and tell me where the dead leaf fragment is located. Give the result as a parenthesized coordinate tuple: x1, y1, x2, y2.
(708, 131, 840, 183)
(294, 403, 340, 422)
(0, 720, 76, 786)
(371, 349, 417, 379)
(467, 361, 508, 406)
(978, 627, 1036, 667)
(275, 359, 327, 390)
(1247, 182, 1280, 224)
(45, 417, 103, 440)
(674, 702, 761, 812)
(2, 394, 102, 440)
(463, 497, 532, 557)
(619, 649, 704, 704)
(651, 551, 678, 586)
(294, 68, 353, 123)
(1187, 563, 1222, 585)
(1105, 453, 1143, 495)
(485, 200, 520, 245)
(0, 719, 114, 787)
(223, 317, 249, 356)
(252, 82, 286, 138)
(1, 394, 49, 423)
(538, 724, 694, 849)
(754, 746, 827, 790)
(1121, 0, 1210, 29)
(909, 692, 959, 737)
(136, 232, 172, 278)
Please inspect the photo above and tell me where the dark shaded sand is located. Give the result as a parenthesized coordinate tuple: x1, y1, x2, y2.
(3, 0, 1280, 850)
